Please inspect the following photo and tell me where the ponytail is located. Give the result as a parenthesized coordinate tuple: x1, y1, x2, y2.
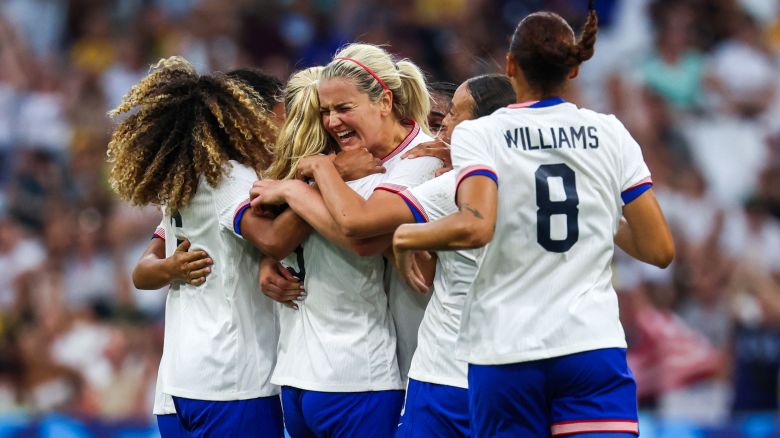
(395, 60, 431, 133)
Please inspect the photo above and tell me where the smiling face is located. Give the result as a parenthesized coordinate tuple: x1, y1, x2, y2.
(318, 77, 390, 152)
(442, 83, 475, 144)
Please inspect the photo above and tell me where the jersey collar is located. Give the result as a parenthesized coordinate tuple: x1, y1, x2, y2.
(507, 97, 566, 109)
(380, 119, 420, 164)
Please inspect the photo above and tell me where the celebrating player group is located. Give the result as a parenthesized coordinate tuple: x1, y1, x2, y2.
(107, 2, 674, 437)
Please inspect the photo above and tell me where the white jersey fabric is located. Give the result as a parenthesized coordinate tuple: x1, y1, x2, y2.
(158, 161, 279, 400)
(372, 122, 441, 382)
(272, 121, 440, 391)
(399, 171, 481, 389)
(452, 99, 652, 365)
(273, 177, 399, 392)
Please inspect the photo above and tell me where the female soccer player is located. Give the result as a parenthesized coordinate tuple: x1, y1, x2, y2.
(393, 5, 675, 437)
(256, 74, 516, 437)
(108, 57, 305, 437)
(250, 45, 438, 437)
(128, 67, 286, 438)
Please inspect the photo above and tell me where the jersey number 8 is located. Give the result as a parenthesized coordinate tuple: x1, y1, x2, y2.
(535, 163, 579, 253)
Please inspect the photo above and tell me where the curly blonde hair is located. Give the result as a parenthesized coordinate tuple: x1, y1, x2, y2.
(107, 56, 277, 212)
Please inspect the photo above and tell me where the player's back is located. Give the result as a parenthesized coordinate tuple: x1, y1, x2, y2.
(454, 99, 651, 365)
(160, 161, 278, 400)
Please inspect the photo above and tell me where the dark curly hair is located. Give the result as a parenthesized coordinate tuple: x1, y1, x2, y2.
(509, 1, 598, 96)
(107, 57, 277, 213)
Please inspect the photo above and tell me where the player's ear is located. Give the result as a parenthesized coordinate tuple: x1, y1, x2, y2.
(505, 53, 517, 78)
(568, 66, 579, 80)
(379, 89, 393, 117)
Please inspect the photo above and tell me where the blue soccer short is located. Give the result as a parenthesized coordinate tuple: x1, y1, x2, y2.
(397, 378, 469, 438)
(281, 386, 404, 438)
(171, 395, 284, 438)
(469, 348, 639, 437)
(156, 414, 190, 438)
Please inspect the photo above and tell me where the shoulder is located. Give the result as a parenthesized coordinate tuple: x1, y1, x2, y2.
(226, 160, 259, 180)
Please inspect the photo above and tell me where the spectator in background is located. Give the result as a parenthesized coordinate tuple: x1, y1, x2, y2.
(641, 0, 704, 112)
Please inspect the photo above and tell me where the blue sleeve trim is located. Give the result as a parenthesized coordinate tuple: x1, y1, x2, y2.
(465, 169, 498, 184)
(621, 183, 652, 205)
(233, 203, 251, 236)
(402, 198, 427, 224)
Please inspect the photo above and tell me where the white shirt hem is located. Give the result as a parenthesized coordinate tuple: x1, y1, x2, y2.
(459, 339, 628, 365)
(271, 377, 403, 392)
(162, 386, 279, 402)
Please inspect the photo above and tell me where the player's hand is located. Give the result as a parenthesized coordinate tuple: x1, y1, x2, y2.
(250, 179, 288, 211)
(402, 138, 452, 176)
(167, 240, 213, 286)
(332, 147, 385, 181)
(394, 248, 431, 294)
(259, 257, 305, 310)
(295, 155, 332, 180)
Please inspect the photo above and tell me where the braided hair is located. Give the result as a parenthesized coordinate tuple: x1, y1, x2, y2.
(509, 1, 598, 96)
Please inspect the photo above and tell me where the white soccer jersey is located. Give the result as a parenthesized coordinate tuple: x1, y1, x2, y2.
(272, 177, 399, 392)
(159, 161, 279, 400)
(452, 99, 652, 365)
(372, 122, 441, 382)
(398, 171, 481, 389)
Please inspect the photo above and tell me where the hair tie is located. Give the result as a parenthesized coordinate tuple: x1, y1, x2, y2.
(335, 57, 390, 92)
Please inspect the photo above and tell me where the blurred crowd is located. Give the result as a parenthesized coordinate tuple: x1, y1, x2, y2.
(0, 0, 779, 430)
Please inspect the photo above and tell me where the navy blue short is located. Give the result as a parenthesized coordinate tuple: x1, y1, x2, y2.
(172, 395, 283, 438)
(397, 378, 469, 438)
(281, 386, 404, 438)
(156, 414, 190, 438)
(468, 348, 639, 437)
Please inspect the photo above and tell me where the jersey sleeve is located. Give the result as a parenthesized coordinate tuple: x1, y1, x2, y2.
(152, 219, 166, 240)
(374, 155, 442, 193)
(398, 171, 458, 223)
(450, 120, 498, 193)
(215, 163, 258, 238)
(616, 118, 653, 205)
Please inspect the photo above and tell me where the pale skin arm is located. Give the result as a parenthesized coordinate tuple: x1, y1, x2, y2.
(300, 155, 417, 239)
(393, 176, 498, 288)
(251, 179, 409, 256)
(614, 189, 675, 268)
(132, 238, 213, 289)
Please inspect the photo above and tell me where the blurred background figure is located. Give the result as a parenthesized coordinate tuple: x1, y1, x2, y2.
(0, 0, 779, 436)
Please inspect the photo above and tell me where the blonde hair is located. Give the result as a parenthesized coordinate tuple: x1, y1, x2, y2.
(264, 66, 335, 180)
(107, 56, 277, 212)
(322, 43, 431, 133)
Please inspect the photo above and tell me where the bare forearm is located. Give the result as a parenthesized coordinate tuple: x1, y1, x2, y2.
(312, 160, 377, 237)
(394, 212, 487, 252)
(132, 255, 174, 290)
(242, 210, 310, 259)
(286, 183, 390, 256)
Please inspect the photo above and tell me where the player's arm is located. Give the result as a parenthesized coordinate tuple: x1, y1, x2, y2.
(393, 176, 496, 291)
(393, 175, 498, 251)
(251, 179, 405, 256)
(239, 208, 311, 260)
(614, 188, 675, 268)
(296, 155, 410, 238)
(132, 238, 213, 289)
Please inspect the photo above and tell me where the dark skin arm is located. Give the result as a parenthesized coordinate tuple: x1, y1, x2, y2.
(132, 238, 213, 289)
(239, 208, 312, 260)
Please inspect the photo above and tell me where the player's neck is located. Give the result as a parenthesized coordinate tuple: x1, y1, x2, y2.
(373, 119, 411, 159)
